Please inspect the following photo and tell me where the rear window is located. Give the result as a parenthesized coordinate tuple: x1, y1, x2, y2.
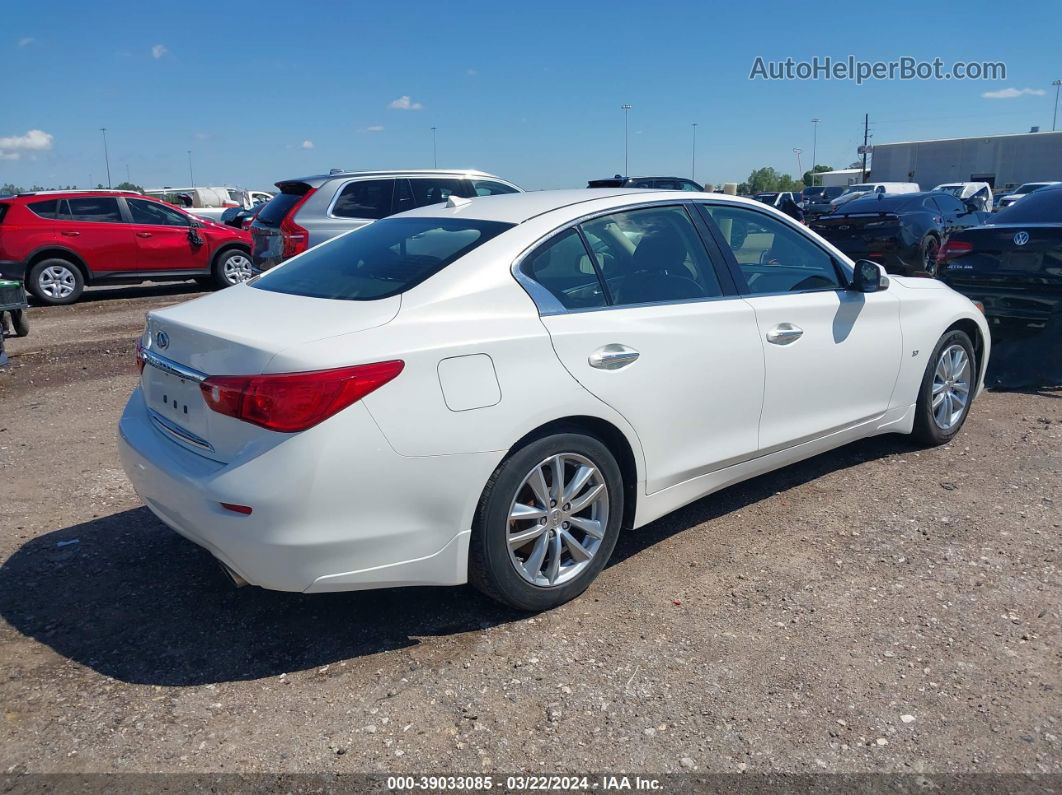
(989, 187, 1062, 224)
(0, 203, 8, 223)
(252, 217, 514, 301)
(27, 199, 60, 219)
(256, 190, 307, 226)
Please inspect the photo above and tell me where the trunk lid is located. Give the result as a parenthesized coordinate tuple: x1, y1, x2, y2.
(140, 284, 400, 462)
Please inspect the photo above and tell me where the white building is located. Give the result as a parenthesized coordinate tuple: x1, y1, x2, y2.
(810, 168, 865, 188)
(868, 131, 1062, 192)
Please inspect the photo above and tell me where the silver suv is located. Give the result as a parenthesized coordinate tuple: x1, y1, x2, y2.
(250, 169, 522, 271)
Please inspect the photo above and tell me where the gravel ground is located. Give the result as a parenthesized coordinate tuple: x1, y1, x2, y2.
(0, 284, 1059, 777)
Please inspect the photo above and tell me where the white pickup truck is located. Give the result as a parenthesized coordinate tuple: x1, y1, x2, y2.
(144, 187, 273, 221)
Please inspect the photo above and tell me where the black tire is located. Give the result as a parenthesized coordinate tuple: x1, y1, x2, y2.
(10, 309, 29, 337)
(912, 329, 977, 446)
(469, 432, 624, 612)
(919, 235, 940, 275)
(212, 248, 253, 289)
(27, 258, 85, 305)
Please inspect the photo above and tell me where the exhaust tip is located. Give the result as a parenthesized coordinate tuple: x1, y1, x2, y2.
(218, 561, 248, 588)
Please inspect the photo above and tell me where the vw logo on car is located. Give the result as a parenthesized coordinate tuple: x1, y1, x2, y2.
(155, 331, 170, 350)
(1013, 231, 1030, 246)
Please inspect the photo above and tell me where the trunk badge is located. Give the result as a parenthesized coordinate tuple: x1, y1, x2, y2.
(1013, 231, 1029, 246)
(155, 331, 170, 349)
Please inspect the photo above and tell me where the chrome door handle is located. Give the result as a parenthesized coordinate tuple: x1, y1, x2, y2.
(766, 323, 804, 345)
(589, 344, 640, 370)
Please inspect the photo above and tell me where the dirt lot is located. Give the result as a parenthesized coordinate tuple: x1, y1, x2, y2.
(0, 284, 1059, 777)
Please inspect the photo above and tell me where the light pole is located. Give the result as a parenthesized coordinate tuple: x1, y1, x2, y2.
(431, 127, 437, 168)
(99, 128, 112, 188)
(621, 104, 632, 175)
(187, 150, 194, 187)
(810, 118, 820, 184)
(793, 148, 803, 181)
(1053, 80, 1062, 131)
(691, 122, 698, 181)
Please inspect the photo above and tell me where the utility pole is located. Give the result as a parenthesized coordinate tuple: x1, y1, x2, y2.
(793, 148, 803, 180)
(1053, 80, 1062, 131)
(810, 118, 820, 185)
(100, 128, 112, 188)
(861, 113, 869, 182)
(621, 104, 632, 176)
(431, 127, 437, 168)
(691, 123, 698, 181)
(187, 150, 195, 187)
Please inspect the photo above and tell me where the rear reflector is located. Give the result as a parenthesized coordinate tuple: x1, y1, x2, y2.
(938, 239, 973, 264)
(220, 502, 253, 515)
(200, 360, 404, 433)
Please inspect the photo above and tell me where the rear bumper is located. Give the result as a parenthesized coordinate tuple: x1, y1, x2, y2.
(0, 260, 26, 281)
(117, 386, 503, 592)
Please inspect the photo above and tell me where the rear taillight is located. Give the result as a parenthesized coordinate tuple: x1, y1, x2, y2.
(279, 188, 317, 259)
(938, 239, 973, 265)
(199, 360, 404, 433)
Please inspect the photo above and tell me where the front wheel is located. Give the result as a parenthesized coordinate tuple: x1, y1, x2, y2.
(919, 235, 940, 275)
(212, 249, 253, 288)
(912, 329, 976, 446)
(469, 433, 623, 611)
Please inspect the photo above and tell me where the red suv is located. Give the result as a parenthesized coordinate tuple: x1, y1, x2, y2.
(0, 190, 252, 305)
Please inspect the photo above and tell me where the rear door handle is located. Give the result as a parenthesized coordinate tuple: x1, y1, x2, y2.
(766, 323, 804, 345)
(136, 232, 153, 238)
(60, 231, 79, 237)
(589, 344, 640, 370)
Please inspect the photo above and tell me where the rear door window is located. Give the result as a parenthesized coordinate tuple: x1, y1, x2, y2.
(520, 228, 608, 310)
(66, 197, 122, 223)
(27, 199, 60, 219)
(252, 217, 513, 301)
(409, 178, 474, 207)
(331, 179, 395, 219)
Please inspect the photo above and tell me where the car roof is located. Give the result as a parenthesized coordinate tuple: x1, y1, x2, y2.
(389, 188, 751, 225)
(8, 189, 144, 200)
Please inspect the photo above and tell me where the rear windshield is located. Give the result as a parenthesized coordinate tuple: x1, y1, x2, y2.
(252, 217, 514, 301)
(256, 190, 307, 226)
(989, 187, 1062, 224)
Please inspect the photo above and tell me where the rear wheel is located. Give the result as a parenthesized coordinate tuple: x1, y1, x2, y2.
(212, 249, 253, 288)
(469, 433, 623, 611)
(912, 329, 976, 446)
(919, 235, 940, 275)
(28, 258, 84, 305)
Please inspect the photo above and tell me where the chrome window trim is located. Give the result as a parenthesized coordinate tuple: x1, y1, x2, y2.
(142, 349, 208, 383)
(148, 409, 215, 453)
(511, 199, 731, 316)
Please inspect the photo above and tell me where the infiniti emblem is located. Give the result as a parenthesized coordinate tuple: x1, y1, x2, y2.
(155, 331, 170, 349)
(1013, 231, 1030, 246)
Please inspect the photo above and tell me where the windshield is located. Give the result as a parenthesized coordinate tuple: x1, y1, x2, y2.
(252, 217, 514, 301)
(842, 184, 873, 195)
(935, 185, 963, 197)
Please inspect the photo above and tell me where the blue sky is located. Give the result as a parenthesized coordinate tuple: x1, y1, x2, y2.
(3, 0, 1060, 191)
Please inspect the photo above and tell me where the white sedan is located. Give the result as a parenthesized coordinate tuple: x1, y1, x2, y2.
(118, 189, 989, 611)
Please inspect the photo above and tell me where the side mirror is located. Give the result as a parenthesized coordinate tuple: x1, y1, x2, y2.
(851, 259, 886, 292)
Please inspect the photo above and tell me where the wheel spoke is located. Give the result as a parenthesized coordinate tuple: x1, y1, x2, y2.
(932, 379, 948, 395)
(523, 533, 549, 579)
(545, 531, 562, 584)
(528, 466, 550, 509)
(510, 502, 546, 521)
(932, 391, 946, 408)
(563, 465, 595, 504)
(549, 455, 564, 502)
(569, 516, 604, 539)
(560, 529, 592, 562)
(568, 483, 605, 515)
(508, 524, 547, 548)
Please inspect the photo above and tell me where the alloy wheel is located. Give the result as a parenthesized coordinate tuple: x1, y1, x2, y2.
(223, 254, 254, 285)
(931, 343, 971, 430)
(506, 453, 609, 588)
(38, 264, 77, 299)
(923, 238, 940, 272)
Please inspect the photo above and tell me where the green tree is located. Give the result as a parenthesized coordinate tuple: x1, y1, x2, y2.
(115, 181, 144, 193)
(1, 183, 25, 195)
(746, 167, 780, 193)
(802, 164, 833, 187)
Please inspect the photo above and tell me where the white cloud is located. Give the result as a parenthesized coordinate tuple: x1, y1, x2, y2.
(982, 87, 1046, 99)
(300, 139, 314, 149)
(365, 125, 385, 132)
(388, 95, 423, 111)
(151, 44, 168, 59)
(17, 37, 34, 47)
(0, 128, 53, 160)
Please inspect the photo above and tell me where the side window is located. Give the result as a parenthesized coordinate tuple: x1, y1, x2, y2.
(922, 197, 941, 213)
(128, 198, 190, 226)
(702, 204, 842, 294)
(520, 228, 607, 310)
(679, 181, 702, 192)
(332, 179, 395, 219)
(392, 179, 415, 214)
(630, 180, 655, 189)
(472, 180, 519, 196)
(27, 199, 59, 219)
(936, 195, 964, 215)
(409, 178, 473, 207)
(579, 205, 722, 307)
(66, 197, 122, 223)
(653, 179, 680, 190)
